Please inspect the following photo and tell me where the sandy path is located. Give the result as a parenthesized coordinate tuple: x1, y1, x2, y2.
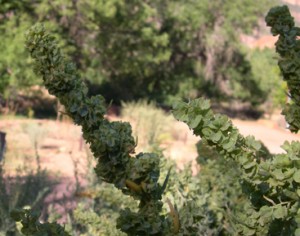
(233, 119, 300, 154)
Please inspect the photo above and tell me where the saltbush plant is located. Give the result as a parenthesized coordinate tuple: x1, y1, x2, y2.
(10, 5, 300, 236)
(120, 100, 175, 152)
(0, 160, 54, 235)
(16, 23, 173, 236)
(172, 6, 300, 235)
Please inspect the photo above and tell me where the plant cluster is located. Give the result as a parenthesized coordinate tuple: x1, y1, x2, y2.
(120, 100, 175, 152)
(265, 5, 300, 133)
(11, 208, 70, 236)
(0, 161, 54, 235)
(19, 24, 175, 235)
(9, 5, 300, 236)
(172, 7, 300, 233)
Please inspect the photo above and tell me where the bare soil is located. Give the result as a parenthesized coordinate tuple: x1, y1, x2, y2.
(1, 114, 300, 221)
(2, 114, 300, 177)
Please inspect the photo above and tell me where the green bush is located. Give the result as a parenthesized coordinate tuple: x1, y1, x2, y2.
(10, 5, 300, 235)
(248, 48, 286, 109)
(195, 141, 246, 232)
(0, 0, 274, 109)
(65, 147, 138, 236)
(0, 164, 54, 235)
(21, 23, 173, 235)
(120, 100, 175, 151)
(83, 0, 271, 105)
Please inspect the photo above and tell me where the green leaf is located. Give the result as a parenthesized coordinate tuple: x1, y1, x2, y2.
(202, 128, 213, 137)
(281, 141, 291, 152)
(222, 140, 234, 151)
(189, 115, 202, 129)
(220, 121, 231, 131)
(243, 160, 256, 169)
(258, 206, 272, 226)
(201, 100, 210, 110)
(245, 136, 261, 151)
(295, 228, 300, 236)
(293, 170, 300, 183)
(283, 168, 294, 179)
(211, 132, 222, 143)
(272, 169, 285, 180)
(297, 189, 300, 197)
(79, 106, 88, 117)
(273, 155, 291, 168)
(283, 189, 298, 200)
(273, 205, 287, 219)
(244, 228, 256, 236)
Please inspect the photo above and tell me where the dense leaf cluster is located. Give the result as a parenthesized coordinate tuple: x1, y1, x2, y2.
(195, 141, 246, 232)
(265, 6, 300, 133)
(174, 10, 300, 235)
(172, 11, 300, 228)
(24, 24, 172, 235)
(173, 96, 300, 235)
(10, 209, 70, 236)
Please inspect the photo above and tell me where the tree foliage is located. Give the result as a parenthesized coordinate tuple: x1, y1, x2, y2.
(0, 0, 274, 108)
(79, 0, 271, 104)
(248, 48, 286, 108)
(0, 0, 74, 114)
(0, 1, 37, 95)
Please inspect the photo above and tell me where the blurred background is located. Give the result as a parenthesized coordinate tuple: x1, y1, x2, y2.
(1, 0, 296, 116)
(1, 0, 300, 235)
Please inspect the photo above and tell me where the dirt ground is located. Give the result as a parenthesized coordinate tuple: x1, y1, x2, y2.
(2, 114, 300, 176)
(1, 113, 300, 221)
